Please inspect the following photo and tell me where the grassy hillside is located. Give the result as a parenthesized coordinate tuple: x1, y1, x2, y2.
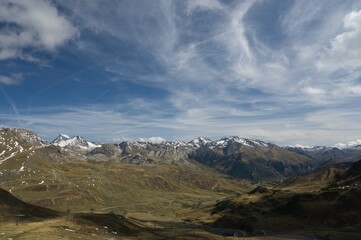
(0, 188, 59, 223)
(185, 161, 361, 239)
(2, 186, 313, 240)
(0, 144, 250, 215)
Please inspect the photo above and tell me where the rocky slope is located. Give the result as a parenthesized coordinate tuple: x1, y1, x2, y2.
(0, 128, 46, 165)
(116, 141, 190, 165)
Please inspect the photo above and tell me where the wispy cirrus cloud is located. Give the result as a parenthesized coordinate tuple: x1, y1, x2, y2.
(31, 1, 361, 144)
(1, 0, 361, 146)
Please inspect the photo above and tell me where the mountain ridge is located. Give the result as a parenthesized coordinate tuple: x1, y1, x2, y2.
(2, 127, 361, 181)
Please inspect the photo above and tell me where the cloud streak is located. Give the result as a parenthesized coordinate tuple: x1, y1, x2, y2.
(0, 73, 22, 85)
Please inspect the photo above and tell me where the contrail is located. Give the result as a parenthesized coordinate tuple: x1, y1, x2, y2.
(90, 88, 111, 104)
(0, 87, 20, 117)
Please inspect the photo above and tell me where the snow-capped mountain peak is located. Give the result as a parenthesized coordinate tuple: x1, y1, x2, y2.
(52, 134, 100, 150)
(188, 137, 212, 148)
(53, 134, 70, 143)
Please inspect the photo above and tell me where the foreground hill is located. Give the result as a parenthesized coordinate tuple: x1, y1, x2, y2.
(0, 128, 45, 164)
(279, 159, 354, 190)
(184, 160, 361, 239)
(0, 188, 59, 222)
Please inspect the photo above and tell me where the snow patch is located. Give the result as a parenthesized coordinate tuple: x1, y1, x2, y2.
(19, 162, 25, 172)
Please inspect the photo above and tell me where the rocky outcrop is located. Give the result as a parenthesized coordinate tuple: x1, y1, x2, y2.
(90, 144, 122, 157)
(118, 142, 190, 165)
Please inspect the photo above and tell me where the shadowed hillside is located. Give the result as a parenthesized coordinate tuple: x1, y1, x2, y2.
(190, 160, 361, 239)
(0, 188, 59, 222)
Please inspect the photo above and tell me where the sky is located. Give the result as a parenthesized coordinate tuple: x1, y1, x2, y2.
(1, 0, 361, 146)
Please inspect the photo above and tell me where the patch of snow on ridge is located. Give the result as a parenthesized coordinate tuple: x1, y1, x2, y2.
(163, 140, 186, 148)
(19, 162, 25, 172)
(234, 138, 252, 147)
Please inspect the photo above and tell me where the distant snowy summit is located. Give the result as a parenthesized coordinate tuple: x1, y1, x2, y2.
(188, 137, 212, 148)
(52, 134, 100, 150)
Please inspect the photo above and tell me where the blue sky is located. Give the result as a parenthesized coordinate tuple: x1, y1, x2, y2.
(1, 0, 361, 146)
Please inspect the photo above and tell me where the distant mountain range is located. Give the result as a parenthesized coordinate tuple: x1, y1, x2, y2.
(286, 145, 361, 162)
(50, 131, 361, 181)
(1, 127, 361, 182)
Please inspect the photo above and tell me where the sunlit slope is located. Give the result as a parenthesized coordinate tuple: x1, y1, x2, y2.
(0, 144, 249, 215)
(188, 160, 361, 239)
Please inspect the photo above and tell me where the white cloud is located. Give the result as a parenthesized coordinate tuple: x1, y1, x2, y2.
(0, 74, 22, 85)
(318, 9, 361, 69)
(301, 86, 326, 96)
(186, 0, 224, 15)
(334, 139, 361, 149)
(347, 85, 361, 95)
(0, 0, 77, 60)
(139, 137, 166, 144)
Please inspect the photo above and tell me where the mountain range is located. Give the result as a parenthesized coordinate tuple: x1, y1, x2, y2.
(1, 128, 361, 182)
(52, 131, 361, 181)
(1, 127, 361, 239)
(286, 145, 361, 162)
(52, 134, 317, 181)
